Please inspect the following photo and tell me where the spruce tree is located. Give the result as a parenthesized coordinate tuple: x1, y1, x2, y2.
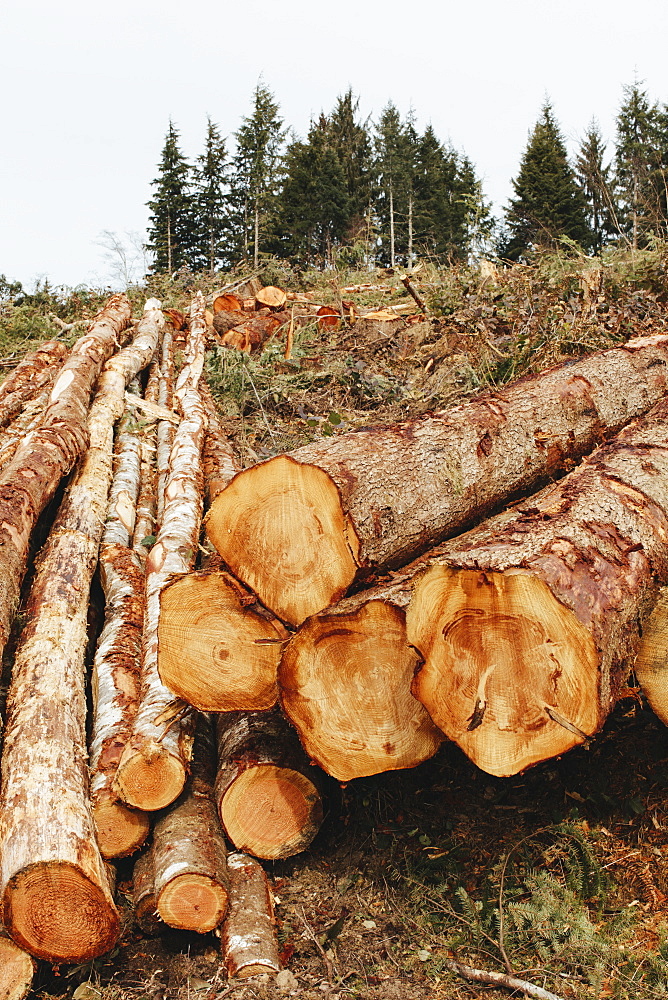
(274, 117, 350, 266)
(146, 122, 196, 274)
(192, 117, 229, 273)
(374, 103, 414, 267)
(326, 90, 373, 241)
(230, 82, 286, 268)
(503, 102, 592, 260)
(575, 120, 619, 254)
(615, 83, 668, 247)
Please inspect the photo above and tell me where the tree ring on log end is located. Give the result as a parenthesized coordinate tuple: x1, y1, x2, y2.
(93, 796, 150, 860)
(408, 566, 599, 776)
(205, 455, 360, 626)
(114, 743, 186, 811)
(220, 765, 323, 860)
(157, 873, 228, 932)
(3, 862, 120, 963)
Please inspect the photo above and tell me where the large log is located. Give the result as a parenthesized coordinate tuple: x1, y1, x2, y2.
(399, 397, 668, 776)
(0, 385, 53, 474)
(215, 709, 323, 860)
(152, 716, 229, 932)
(279, 600, 443, 780)
(0, 294, 132, 663)
(115, 294, 207, 811)
(0, 339, 67, 406)
(206, 335, 668, 626)
(0, 302, 162, 962)
(221, 853, 280, 979)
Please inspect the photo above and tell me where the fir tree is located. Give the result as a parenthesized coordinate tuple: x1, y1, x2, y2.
(192, 117, 229, 273)
(614, 83, 668, 247)
(575, 120, 619, 254)
(374, 103, 414, 267)
(230, 82, 286, 268)
(146, 122, 196, 274)
(503, 102, 592, 260)
(326, 90, 373, 241)
(274, 117, 350, 265)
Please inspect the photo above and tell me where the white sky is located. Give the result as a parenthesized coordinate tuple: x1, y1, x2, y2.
(2, 0, 667, 289)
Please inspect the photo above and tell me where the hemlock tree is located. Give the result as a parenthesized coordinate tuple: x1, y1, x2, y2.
(502, 102, 591, 260)
(146, 122, 197, 273)
(192, 117, 229, 273)
(575, 119, 619, 254)
(230, 82, 286, 268)
(615, 83, 668, 247)
(274, 118, 351, 266)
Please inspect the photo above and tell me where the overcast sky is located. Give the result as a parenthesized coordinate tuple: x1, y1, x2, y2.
(2, 0, 667, 289)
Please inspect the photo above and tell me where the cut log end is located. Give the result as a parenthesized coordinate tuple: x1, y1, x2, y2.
(93, 795, 151, 859)
(158, 572, 281, 712)
(633, 587, 668, 725)
(0, 934, 35, 1000)
(3, 863, 120, 963)
(205, 455, 360, 626)
(157, 874, 228, 933)
(408, 567, 599, 777)
(220, 765, 323, 860)
(280, 600, 443, 780)
(114, 742, 187, 811)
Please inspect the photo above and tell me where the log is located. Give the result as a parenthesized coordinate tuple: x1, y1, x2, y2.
(0, 386, 53, 474)
(158, 570, 286, 712)
(401, 396, 668, 775)
(221, 853, 280, 978)
(89, 401, 151, 859)
(114, 293, 208, 811)
(0, 368, 55, 430)
(279, 600, 443, 781)
(152, 716, 229, 932)
(156, 327, 175, 525)
(215, 709, 323, 860)
(206, 335, 668, 627)
(0, 293, 132, 662)
(131, 357, 160, 562)
(255, 285, 287, 310)
(0, 925, 35, 1000)
(632, 587, 668, 724)
(0, 303, 161, 963)
(213, 293, 242, 313)
(316, 305, 340, 330)
(132, 848, 162, 936)
(218, 316, 280, 353)
(0, 339, 67, 406)
(201, 381, 240, 504)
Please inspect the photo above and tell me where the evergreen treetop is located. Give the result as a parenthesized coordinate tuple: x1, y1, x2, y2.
(146, 121, 197, 274)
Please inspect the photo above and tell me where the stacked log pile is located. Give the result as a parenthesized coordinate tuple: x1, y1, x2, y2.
(4, 282, 668, 988)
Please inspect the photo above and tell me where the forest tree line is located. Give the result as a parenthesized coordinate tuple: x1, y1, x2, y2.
(146, 81, 668, 274)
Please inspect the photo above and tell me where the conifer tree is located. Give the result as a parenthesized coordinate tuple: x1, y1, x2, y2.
(326, 90, 373, 241)
(146, 122, 196, 274)
(274, 117, 350, 265)
(614, 83, 668, 247)
(503, 102, 591, 260)
(575, 120, 619, 254)
(374, 103, 414, 267)
(192, 117, 229, 273)
(230, 82, 286, 268)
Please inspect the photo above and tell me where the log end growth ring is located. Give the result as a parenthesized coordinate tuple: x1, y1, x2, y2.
(93, 797, 151, 860)
(3, 862, 120, 963)
(157, 874, 228, 933)
(408, 567, 599, 776)
(158, 572, 281, 712)
(114, 743, 186, 812)
(220, 765, 323, 860)
(205, 455, 360, 626)
(279, 600, 443, 780)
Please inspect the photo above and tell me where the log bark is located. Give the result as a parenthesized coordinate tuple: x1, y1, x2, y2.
(201, 380, 240, 504)
(89, 403, 151, 859)
(279, 600, 443, 781)
(132, 848, 162, 936)
(0, 386, 53, 474)
(0, 301, 162, 962)
(0, 368, 56, 429)
(0, 339, 67, 406)
(115, 293, 208, 811)
(401, 397, 668, 776)
(158, 570, 287, 712)
(221, 853, 280, 978)
(131, 357, 161, 562)
(0, 926, 35, 1000)
(156, 327, 175, 525)
(152, 716, 229, 932)
(206, 335, 668, 626)
(215, 709, 323, 860)
(0, 294, 132, 661)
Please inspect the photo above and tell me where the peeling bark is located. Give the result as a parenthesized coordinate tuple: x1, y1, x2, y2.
(201, 379, 240, 505)
(221, 853, 280, 978)
(207, 335, 668, 625)
(132, 359, 160, 564)
(0, 339, 67, 406)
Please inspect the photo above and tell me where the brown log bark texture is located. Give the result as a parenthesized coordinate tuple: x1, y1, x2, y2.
(220, 852, 280, 978)
(132, 848, 162, 936)
(0, 339, 67, 406)
(201, 379, 240, 504)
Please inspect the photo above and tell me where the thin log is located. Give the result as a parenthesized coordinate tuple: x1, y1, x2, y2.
(215, 709, 323, 860)
(0, 339, 67, 406)
(153, 716, 229, 932)
(206, 335, 668, 627)
(114, 293, 208, 811)
(279, 600, 443, 781)
(221, 853, 280, 978)
(403, 396, 668, 775)
(90, 398, 151, 859)
(0, 294, 132, 661)
(132, 848, 162, 936)
(0, 301, 162, 962)
(201, 379, 240, 504)
(0, 924, 35, 1000)
(156, 327, 175, 525)
(131, 357, 161, 563)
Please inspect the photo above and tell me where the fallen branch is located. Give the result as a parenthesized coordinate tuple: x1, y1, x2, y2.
(446, 959, 566, 1000)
